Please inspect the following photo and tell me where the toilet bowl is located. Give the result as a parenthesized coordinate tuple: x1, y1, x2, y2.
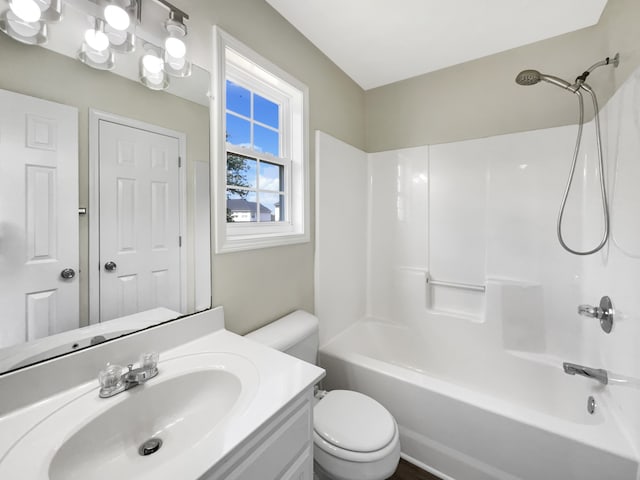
(245, 310, 400, 480)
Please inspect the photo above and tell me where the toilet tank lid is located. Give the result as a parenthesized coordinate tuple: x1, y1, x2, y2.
(245, 310, 319, 351)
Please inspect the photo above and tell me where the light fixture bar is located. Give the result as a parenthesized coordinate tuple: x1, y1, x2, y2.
(150, 0, 188, 21)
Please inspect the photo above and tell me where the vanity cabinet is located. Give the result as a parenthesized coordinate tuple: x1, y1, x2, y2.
(202, 389, 314, 480)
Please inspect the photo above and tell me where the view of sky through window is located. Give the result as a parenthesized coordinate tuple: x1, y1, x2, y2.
(226, 80, 280, 156)
(226, 80, 284, 223)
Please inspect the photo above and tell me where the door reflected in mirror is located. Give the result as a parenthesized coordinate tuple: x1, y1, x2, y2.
(0, 29, 211, 375)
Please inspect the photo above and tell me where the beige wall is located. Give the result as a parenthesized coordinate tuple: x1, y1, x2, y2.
(170, 0, 367, 334)
(365, 0, 640, 152)
(0, 35, 209, 326)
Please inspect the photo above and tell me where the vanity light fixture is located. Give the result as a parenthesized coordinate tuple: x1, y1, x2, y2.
(139, 44, 169, 90)
(162, 9, 190, 77)
(9, 0, 41, 23)
(0, 10, 47, 44)
(103, 0, 134, 31)
(37, 0, 62, 23)
(0, 10, 43, 44)
(84, 17, 109, 52)
(78, 17, 115, 70)
(105, 22, 135, 53)
(78, 40, 115, 69)
(0, 0, 192, 90)
(0, 0, 61, 45)
(9, 0, 63, 24)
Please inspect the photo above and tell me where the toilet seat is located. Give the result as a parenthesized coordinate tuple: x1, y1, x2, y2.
(313, 390, 398, 462)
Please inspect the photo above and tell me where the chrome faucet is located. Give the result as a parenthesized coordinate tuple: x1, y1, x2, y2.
(563, 362, 608, 385)
(99, 352, 159, 398)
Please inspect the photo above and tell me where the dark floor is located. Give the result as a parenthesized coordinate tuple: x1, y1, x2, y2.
(388, 458, 442, 480)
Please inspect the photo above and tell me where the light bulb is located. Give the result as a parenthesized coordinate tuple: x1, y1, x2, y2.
(9, 0, 41, 23)
(142, 53, 163, 74)
(84, 28, 109, 52)
(104, 4, 129, 31)
(164, 36, 186, 59)
(1, 10, 48, 44)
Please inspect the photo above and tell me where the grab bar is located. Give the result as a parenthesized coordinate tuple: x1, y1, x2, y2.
(426, 277, 486, 292)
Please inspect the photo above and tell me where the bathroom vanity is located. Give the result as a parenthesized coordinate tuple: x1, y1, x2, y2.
(0, 307, 324, 479)
(205, 391, 314, 479)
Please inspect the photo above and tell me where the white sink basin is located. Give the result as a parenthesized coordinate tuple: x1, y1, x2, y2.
(0, 352, 259, 480)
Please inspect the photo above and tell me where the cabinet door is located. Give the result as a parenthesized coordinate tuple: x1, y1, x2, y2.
(281, 447, 313, 480)
(225, 399, 311, 480)
(201, 391, 314, 480)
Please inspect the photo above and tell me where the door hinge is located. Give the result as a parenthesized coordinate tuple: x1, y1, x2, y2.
(178, 156, 182, 168)
(179, 236, 182, 247)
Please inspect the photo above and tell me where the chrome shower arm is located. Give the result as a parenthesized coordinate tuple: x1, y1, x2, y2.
(574, 53, 620, 87)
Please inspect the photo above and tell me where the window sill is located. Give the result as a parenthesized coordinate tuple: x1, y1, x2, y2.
(216, 230, 310, 254)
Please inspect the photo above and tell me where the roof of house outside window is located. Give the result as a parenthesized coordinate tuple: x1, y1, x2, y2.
(227, 198, 272, 214)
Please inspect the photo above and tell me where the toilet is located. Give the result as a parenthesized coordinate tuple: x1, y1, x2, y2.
(245, 310, 401, 480)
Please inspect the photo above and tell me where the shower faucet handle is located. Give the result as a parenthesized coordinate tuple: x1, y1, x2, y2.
(578, 296, 613, 334)
(578, 305, 599, 317)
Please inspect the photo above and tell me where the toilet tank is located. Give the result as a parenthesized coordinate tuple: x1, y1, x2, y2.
(245, 310, 319, 365)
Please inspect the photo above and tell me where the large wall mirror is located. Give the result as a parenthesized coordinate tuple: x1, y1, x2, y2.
(0, 0, 211, 375)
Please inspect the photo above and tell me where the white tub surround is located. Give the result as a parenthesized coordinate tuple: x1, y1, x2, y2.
(0, 307, 324, 479)
(315, 65, 640, 479)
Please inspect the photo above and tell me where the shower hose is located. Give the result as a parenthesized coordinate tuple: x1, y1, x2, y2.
(557, 84, 610, 255)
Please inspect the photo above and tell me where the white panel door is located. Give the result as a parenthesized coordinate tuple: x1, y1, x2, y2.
(98, 120, 181, 321)
(0, 89, 79, 348)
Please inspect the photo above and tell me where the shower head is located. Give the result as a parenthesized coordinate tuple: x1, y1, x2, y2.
(515, 70, 574, 91)
(515, 69, 542, 86)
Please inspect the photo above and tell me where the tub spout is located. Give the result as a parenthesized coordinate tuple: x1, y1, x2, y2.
(563, 362, 608, 385)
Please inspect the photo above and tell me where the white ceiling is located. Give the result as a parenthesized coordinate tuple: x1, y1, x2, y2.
(265, 0, 608, 90)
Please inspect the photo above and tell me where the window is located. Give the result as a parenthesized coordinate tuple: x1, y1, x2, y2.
(212, 27, 309, 253)
(225, 80, 286, 224)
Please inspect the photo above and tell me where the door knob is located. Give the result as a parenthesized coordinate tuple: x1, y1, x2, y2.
(60, 268, 76, 279)
(104, 261, 117, 272)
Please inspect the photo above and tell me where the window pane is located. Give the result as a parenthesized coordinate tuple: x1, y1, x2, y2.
(254, 94, 279, 129)
(254, 124, 279, 156)
(259, 160, 283, 192)
(255, 192, 274, 222)
(227, 153, 257, 189)
(227, 190, 257, 223)
(260, 192, 283, 222)
(226, 80, 250, 117)
(226, 113, 250, 147)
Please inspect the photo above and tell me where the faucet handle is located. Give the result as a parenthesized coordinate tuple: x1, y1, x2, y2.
(99, 364, 124, 396)
(577, 296, 614, 334)
(578, 304, 600, 318)
(139, 352, 159, 371)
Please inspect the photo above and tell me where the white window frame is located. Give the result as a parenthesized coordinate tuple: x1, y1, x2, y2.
(212, 26, 309, 253)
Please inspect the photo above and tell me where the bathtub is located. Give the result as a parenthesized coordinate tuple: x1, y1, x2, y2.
(319, 317, 638, 480)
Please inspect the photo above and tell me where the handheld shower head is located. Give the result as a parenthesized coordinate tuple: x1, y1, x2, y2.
(515, 69, 541, 86)
(515, 70, 574, 91)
